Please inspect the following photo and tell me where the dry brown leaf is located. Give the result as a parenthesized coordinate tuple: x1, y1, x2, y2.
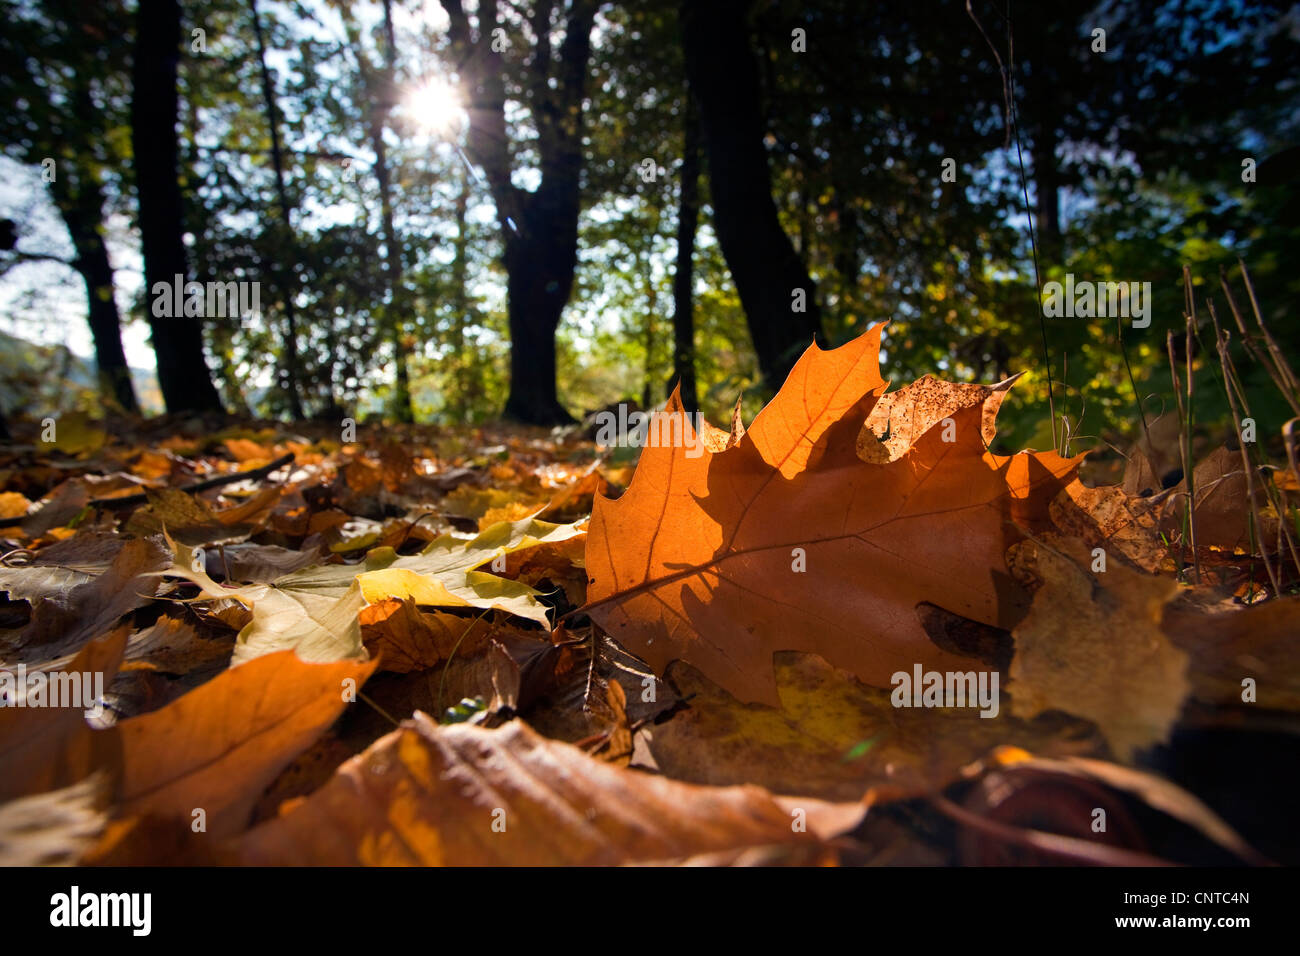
(359, 597, 461, 672)
(3, 536, 169, 666)
(0, 530, 139, 603)
(1007, 538, 1189, 761)
(634, 651, 1103, 802)
(21, 478, 92, 537)
(123, 615, 233, 675)
(858, 372, 1015, 463)
(525, 628, 679, 745)
(233, 716, 864, 865)
(1121, 449, 1162, 498)
(206, 542, 322, 584)
(1163, 595, 1300, 712)
(0, 774, 109, 866)
(1049, 479, 1170, 573)
(358, 598, 555, 704)
(0, 628, 127, 803)
(1164, 446, 1278, 553)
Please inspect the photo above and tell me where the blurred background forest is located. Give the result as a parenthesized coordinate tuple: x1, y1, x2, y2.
(1, 0, 1298, 454)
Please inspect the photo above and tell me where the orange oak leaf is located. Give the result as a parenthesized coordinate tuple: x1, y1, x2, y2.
(584, 326, 1078, 705)
(116, 650, 378, 837)
(0, 627, 127, 803)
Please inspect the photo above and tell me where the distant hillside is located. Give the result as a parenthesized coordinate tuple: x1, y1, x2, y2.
(0, 328, 161, 415)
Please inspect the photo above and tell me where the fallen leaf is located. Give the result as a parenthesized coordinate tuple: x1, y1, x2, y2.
(204, 542, 324, 584)
(1165, 446, 1278, 553)
(1163, 595, 1300, 712)
(0, 628, 127, 802)
(1007, 538, 1189, 761)
(4, 537, 170, 665)
(0, 491, 30, 520)
(125, 488, 253, 547)
(585, 326, 1077, 705)
(0, 774, 108, 865)
(47, 411, 107, 455)
(117, 650, 377, 836)
(233, 716, 864, 865)
(21, 478, 92, 537)
(123, 616, 233, 676)
(356, 516, 586, 625)
(359, 598, 466, 673)
(0, 531, 137, 603)
(635, 651, 1102, 802)
(526, 628, 679, 745)
(231, 579, 367, 665)
(1049, 480, 1170, 573)
(858, 372, 1015, 463)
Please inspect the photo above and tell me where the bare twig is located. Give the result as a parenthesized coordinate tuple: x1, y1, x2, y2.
(88, 452, 296, 509)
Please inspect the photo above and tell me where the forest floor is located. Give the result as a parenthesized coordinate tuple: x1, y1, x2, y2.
(1, 347, 1297, 866)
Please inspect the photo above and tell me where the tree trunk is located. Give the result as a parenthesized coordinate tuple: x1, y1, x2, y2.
(450, 162, 478, 421)
(440, 0, 594, 426)
(372, 129, 414, 423)
(1026, 14, 1063, 264)
(829, 100, 861, 325)
(370, 0, 413, 422)
(639, 204, 661, 409)
(502, 196, 577, 424)
(249, 0, 306, 419)
(670, 93, 700, 411)
(680, 0, 823, 390)
(1034, 121, 1062, 262)
(51, 163, 140, 413)
(130, 0, 224, 414)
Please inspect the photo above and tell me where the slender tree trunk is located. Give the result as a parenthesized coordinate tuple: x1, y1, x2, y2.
(51, 168, 140, 413)
(370, 130, 413, 422)
(248, 0, 305, 419)
(670, 94, 700, 411)
(680, 0, 823, 389)
(1027, 14, 1062, 264)
(1034, 121, 1062, 261)
(450, 163, 476, 420)
(362, 0, 413, 422)
(829, 100, 861, 327)
(131, 0, 224, 414)
(640, 204, 661, 409)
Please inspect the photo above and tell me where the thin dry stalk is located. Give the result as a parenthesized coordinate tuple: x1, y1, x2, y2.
(1279, 417, 1300, 579)
(1239, 260, 1300, 405)
(1210, 296, 1300, 582)
(1219, 267, 1268, 365)
(1167, 326, 1199, 583)
(1213, 325, 1282, 595)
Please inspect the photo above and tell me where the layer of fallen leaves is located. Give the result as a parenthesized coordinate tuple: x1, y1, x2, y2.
(1, 328, 1296, 867)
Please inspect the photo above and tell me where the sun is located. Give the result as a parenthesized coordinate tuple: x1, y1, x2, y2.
(405, 79, 467, 135)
